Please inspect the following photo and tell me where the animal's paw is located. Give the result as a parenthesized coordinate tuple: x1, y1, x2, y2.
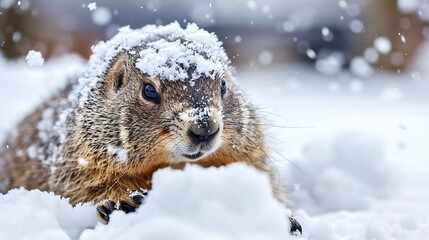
(289, 216, 302, 236)
(96, 189, 148, 223)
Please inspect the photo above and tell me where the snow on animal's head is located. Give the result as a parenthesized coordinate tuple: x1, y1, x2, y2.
(72, 22, 243, 165)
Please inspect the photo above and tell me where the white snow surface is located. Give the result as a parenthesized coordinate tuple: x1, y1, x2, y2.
(80, 164, 290, 240)
(238, 64, 429, 239)
(0, 189, 98, 240)
(0, 163, 290, 240)
(1, 48, 429, 239)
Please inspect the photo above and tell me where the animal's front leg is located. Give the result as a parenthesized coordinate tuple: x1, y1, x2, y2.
(96, 189, 148, 223)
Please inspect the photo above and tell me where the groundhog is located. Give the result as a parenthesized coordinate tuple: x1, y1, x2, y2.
(0, 22, 301, 234)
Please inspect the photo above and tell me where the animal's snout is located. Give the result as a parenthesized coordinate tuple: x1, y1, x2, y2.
(187, 119, 219, 144)
(179, 106, 222, 147)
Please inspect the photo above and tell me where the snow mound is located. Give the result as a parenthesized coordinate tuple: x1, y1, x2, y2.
(0, 189, 98, 240)
(287, 130, 429, 239)
(81, 163, 290, 240)
(292, 131, 397, 214)
(0, 164, 291, 240)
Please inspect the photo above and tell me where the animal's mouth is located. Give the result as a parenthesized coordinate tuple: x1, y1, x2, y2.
(182, 151, 204, 160)
(175, 134, 222, 162)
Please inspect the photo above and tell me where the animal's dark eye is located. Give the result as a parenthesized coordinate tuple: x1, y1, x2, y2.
(221, 79, 227, 95)
(143, 84, 160, 103)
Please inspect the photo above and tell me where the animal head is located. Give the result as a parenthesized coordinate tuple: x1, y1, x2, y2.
(100, 50, 235, 164)
(72, 23, 261, 169)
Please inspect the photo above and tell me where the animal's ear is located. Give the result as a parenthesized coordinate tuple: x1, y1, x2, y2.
(105, 52, 130, 95)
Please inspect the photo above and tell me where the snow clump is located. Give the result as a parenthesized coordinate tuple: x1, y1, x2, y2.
(25, 50, 44, 68)
(107, 145, 128, 163)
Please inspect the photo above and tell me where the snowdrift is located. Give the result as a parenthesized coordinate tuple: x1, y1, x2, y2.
(0, 164, 291, 240)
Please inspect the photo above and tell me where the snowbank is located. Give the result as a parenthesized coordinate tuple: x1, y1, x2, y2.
(0, 189, 97, 240)
(81, 164, 290, 240)
(292, 131, 398, 214)
(0, 164, 291, 240)
(289, 131, 429, 239)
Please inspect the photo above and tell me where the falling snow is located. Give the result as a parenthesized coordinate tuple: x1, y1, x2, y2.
(87, 2, 96, 11)
(374, 36, 392, 54)
(259, 51, 273, 65)
(306, 49, 317, 59)
(25, 50, 44, 68)
(350, 56, 373, 77)
(91, 7, 111, 26)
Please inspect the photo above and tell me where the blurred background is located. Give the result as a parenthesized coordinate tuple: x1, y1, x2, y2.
(1, 0, 429, 73)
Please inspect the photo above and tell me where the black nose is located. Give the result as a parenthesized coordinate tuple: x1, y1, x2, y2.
(188, 125, 219, 144)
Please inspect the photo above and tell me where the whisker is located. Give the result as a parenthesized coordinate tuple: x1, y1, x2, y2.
(215, 60, 230, 78)
(242, 135, 281, 187)
(224, 122, 317, 129)
(266, 145, 305, 174)
(266, 134, 287, 144)
(222, 120, 304, 174)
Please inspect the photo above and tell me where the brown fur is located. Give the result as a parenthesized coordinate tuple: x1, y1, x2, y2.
(0, 45, 285, 206)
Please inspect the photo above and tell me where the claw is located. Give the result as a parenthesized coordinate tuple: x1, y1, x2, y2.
(107, 201, 116, 213)
(131, 194, 145, 205)
(96, 201, 116, 223)
(141, 190, 148, 197)
(119, 201, 136, 213)
(289, 216, 302, 236)
(97, 205, 110, 222)
(97, 189, 149, 223)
